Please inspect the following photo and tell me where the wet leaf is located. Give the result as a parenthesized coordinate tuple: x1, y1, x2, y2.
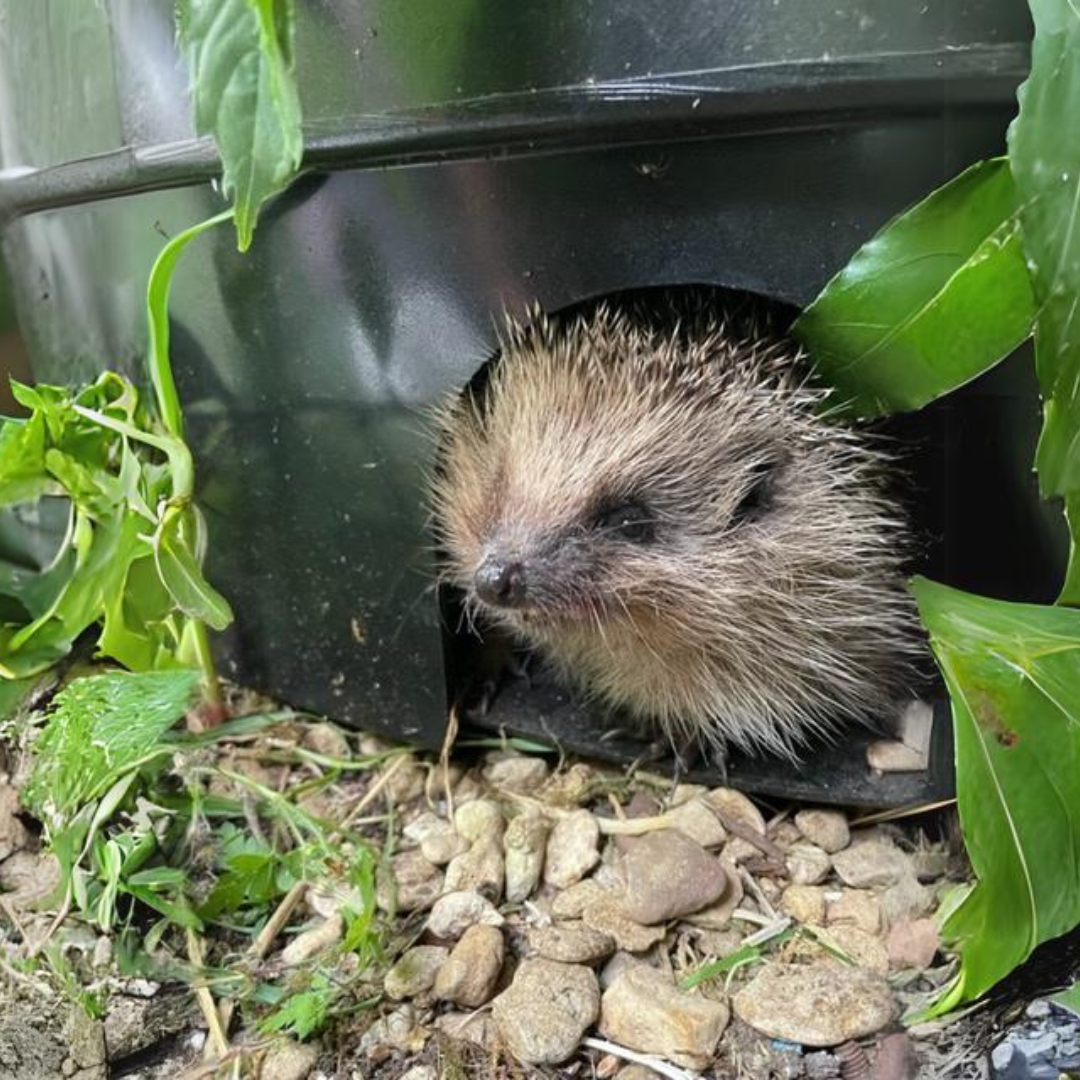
(794, 158, 1035, 417)
(912, 576, 1080, 1013)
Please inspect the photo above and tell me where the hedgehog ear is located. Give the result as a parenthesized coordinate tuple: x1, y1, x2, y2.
(730, 456, 785, 527)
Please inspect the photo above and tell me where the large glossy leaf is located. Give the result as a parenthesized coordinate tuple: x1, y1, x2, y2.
(912, 576, 1080, 1013)
(1008, 0, 1080, 598)
(178, 0, 302, 252)
(793, 159, 1035, 418)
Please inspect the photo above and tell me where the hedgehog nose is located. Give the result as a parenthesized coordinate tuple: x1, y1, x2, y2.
(475, 557, 527, 608)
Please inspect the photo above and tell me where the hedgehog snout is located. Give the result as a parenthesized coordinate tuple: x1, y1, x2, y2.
(474, 554, 528, 609)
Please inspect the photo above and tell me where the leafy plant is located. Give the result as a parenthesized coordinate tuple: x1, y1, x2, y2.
(794, 0, 1080, 1014)
(177, 0, 303, 252)
(19, 667, 384, 1031)
(0, 0, 309, 692)
(0, 368, 231, 682)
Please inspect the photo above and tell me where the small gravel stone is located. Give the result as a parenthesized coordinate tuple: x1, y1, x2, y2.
(552, 879, 608, 919)
(0, 850, 60, 907)
(831, 839, 910, 890)
(426, 890, 504, 939)
(803, 1050, 842, 1079)
(398, 1066, 437, 1080)
(582, 891, 667, 952)
(492, 959, 600, 1064)
(436, 1009, 494, 1047)
(483, 754, 550, 792)
(826, 889, 881, 934)
(359, 1004, 419, 1055)
(794, 809, 850, 854)
(545, 810, 601, 887)
(385, 755, 426, 802)
(281, 914, 343, 966)
(92, 936, 112, 972)
(103, 993, 190, 1059)
(528, 921, 616, 964)
(614, 1066, 658, 1080)
(786, 842, 832, 885)
(781, 884, 827, 925)
(686, 927, 744, 956)
(670, 783, 709, 805)
(600, 963, 730, 1069)
(879, 873, 934, 926)
(705, 788, 767, 834)
(886, 918, 940, 971)
(301, 722, 351, 759)
(434, 924, 505, 1007)
(599, 951, 642, 989)
(824, 924, 889, 975)
(378, 849, 443, 912)
(620, 830, 727, 924)
(683, 859, 743, 930)
(261, 1039, 318, 1080)
(0, 782, 30, 861)
(384, 945, 449, 1000)
(770, 820, 804, 848)
(403, 812, 469, 866)
(454, 799, 505, 843)
(541, 763, 596, 807)
(504, 808, 550, 903)
(733, 962, 896, 1047)
(665, 799, 727, 848)
(444, 837, 504, 900)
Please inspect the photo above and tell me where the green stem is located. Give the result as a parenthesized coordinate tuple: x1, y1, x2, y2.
(189, 619, 222, 706)
(145, 209, 234, 439)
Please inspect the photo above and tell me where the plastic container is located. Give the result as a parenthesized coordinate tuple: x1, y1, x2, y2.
(0, 1, 1052, 803)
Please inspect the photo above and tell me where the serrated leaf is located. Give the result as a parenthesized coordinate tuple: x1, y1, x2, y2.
(153, 510, 233, 631)
(912, 576, 1080, 1013)
(1008, 0, 1080, 599)
(24, 670, 200, 827)
(178, 0, 302, 251)
(794, 158, 1035, 418)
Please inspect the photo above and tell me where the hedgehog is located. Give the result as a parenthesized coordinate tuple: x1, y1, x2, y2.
(430, 293, 919, 760)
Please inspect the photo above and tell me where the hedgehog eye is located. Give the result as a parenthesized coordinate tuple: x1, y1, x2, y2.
(591, 499, 656, 543)
(730, 460, 778, 527)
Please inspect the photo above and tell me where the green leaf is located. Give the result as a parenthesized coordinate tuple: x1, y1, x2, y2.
(0, 414, 51, 508)
(123, 884, 204, 930)
(153, 510, 234, 631)
(24, 670, 200, 827)
(1008, 0, 1080, 587)
(177, 0, 302, 252)
(260, 976, 334, 1040)
(911, 576, 1080, 1013)
(794, 158, 1036, 418)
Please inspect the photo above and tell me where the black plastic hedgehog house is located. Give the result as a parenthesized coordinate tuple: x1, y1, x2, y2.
(0, 0, 1059, 805)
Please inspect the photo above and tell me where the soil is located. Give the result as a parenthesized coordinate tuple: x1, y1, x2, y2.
(0, 707, 1071, 1080)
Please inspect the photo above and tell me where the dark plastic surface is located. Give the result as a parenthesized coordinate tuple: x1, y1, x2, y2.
(468, 668, 955, 809)
(0, 1, 1055, 804)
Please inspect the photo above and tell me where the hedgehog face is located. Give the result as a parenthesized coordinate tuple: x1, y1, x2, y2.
(431, 300, 917, 757)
